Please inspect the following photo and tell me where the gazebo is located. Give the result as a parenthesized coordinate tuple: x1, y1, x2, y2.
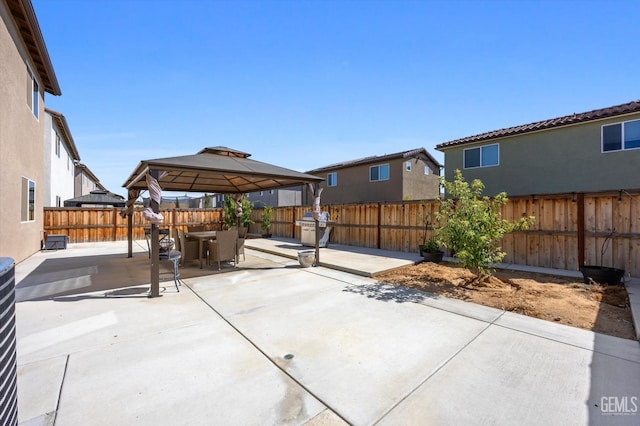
(122, 147, 324, 297)
(63, 190, 126, 207)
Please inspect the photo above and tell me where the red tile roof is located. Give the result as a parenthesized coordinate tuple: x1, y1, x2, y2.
(436, 99, 640, 150)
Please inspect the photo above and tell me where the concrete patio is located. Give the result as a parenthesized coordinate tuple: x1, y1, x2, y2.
(13, 239, 640, 425)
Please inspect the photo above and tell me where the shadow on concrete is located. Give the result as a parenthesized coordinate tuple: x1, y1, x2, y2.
(342, 281, 439, 304)
(15, 253, 227, 302)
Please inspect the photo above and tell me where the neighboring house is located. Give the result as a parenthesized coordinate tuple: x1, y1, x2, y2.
(0, 0, 61, 262)
(64, 190, 125, 208)
(144, 195, 211, 209)
(44, 108, 80, 207)
(247, 187, 302, 207)
(74, 163, 104, 197)
(436, 100, 640, 196)
(303, 148, 442, 205)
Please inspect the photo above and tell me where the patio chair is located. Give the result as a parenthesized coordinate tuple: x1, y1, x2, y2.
(172, 228, 181, 252)
(159, 249, 183, 292)
(207, 229, 238, 270)
(178, 229, 200, 267)
(144, 228, 171, 259)
(229, 226, 247, 262)
(236, 235, 246, 262)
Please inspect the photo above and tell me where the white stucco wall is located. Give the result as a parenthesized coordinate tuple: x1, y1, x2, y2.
(43, 112, 75, 206)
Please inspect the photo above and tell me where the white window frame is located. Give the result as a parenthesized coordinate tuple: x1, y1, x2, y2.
(55, 134, 61, 158)
(463, 143, 500, 169)
(405, 161, 412, 172)
(327, 172, 337, 187)
(601, 119, 640, 153)
(424, 166, 430, 175)
(21, 177, 36, 222)
(26, 67, 39, 119)
(369, 163, 390, 182)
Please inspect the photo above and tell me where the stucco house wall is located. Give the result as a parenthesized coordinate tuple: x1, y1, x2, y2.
(43, 110, 77, 207)
(437, 101, 640, 196)
(401, 156, 441, 200)
(74, 164, 101, 197)
(321, 158, 404, 204)
(304, 148, 442, 205)
(0, 0, 58, 262)
(248, 187, 302, 207)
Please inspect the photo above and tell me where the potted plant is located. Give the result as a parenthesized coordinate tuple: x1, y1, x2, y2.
(261, 206, 273, 238)
(420, 237, 444, 263)
(580, 229, 625, 285)
(222, 194, 254, 236)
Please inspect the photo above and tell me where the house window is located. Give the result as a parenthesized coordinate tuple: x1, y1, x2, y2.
(602, 119, 640, 152)
(327, 172, 337, 187)
(55, 134, 61, 158)
(424, 166, 430, 175)
(26, 67, 39, 119)
(370, 164, 390, 181)
(405, 161, 412, 172)
(56, 195, 61, 207)
(21, 177, 36, 222)
(464, 144, 499, 168)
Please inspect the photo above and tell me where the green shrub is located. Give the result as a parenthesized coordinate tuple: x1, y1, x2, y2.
(435, 170, 534, 278)
(261, 206, 273, 232)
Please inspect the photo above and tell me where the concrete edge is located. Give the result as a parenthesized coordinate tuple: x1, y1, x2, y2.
(624, 278, 640, 341)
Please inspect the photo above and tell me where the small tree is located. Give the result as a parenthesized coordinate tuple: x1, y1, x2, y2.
(435, 170, 534, 279)
(222, 194, 254, 228)
(261, 206, 274, 234)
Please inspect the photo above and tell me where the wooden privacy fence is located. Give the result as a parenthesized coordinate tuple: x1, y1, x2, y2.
(44, 190, 640, 276)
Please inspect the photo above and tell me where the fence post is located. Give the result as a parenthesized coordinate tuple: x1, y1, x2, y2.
(577, 192, 585, 268)
(112, 208, 118, 241)
(377, 203, 382, 249)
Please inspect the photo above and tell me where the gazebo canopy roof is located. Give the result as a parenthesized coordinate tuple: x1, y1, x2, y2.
(122, 146, 324, 193)
(64, 190, 126, 207)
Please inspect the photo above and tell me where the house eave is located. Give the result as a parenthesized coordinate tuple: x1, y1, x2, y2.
(45, 108, 80, 160)
(6, 0, 61, 95)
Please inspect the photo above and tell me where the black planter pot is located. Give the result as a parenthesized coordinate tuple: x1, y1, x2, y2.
(422, 250, 444, 264)
(579, 265, 625, 285)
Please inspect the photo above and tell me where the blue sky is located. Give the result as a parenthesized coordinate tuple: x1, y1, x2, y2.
(33, 0, 639, 198)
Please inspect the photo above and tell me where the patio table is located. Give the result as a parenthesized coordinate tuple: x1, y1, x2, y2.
(186, 231, 217, 268)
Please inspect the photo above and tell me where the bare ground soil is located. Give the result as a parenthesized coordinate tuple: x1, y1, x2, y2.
(377, 261, 635, 340)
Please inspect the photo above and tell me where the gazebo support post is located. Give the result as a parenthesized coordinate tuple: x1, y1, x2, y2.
(315, 217, 320, 267)
(309, 183, 322, 267)
(127, 212, 133, 258)
(149, 170, 160, 298)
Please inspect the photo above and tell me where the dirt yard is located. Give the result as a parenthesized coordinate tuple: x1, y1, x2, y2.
(377, 261, 635, 340)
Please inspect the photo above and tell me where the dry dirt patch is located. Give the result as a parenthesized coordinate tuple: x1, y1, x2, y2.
(377, 261, 635, 340)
